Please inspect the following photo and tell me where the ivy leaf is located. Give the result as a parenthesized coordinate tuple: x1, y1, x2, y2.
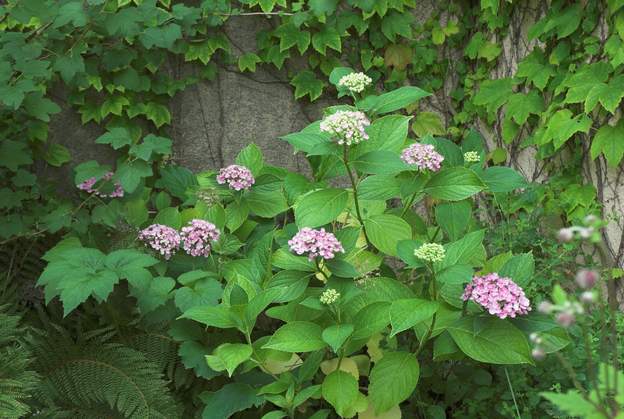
(54, 1, 88, 27)
(143, 102, 171, 128)
(0, 140, 33, 171)
(369, 351, 419, 414)
(53, 53, 85, 83)
(505, 91, 544, 125)
(290, 70, 324, 101)
(543, 109, 592, 150)
(562, 62, 611, 105)
(517, 52, 554, 90)
(380, 11, 413, 42)
(100, 95, 129, 118)
(140, 24, 182, 50)
(591, 122, 624, 167)
(384, 44, 412, 71)
(275, 23, 311, 54)
(412, 112, 445, 137)
(129, 134, 172, 160)
(312, 27, 341, 55)
(115, 160, 153, 193)
(44, 144, 71, 167)
(95, 127, 133, 150)
(473, 78, 514, 114)
(23, 93, 60, 122)
(309, 0, 339, 16)
(238, 52, 262, 72)
(584, 75, 624, 114)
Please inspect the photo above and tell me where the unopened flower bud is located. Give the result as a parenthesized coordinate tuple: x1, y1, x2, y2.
(556, 311, 576, 328)
(575, 269, 598, 289)
(584, 215, 598, 225)
(532, 347, 546, 361)
(579, 227, 593, 238)
(529, 333, 542, 345)
(580, 291, 595, 304)
(538, 301, 554, 314)
(557, 228, 574, 243)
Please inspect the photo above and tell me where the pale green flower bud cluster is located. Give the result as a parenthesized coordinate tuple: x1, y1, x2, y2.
(338, 72, 372, 93)
(319, 288, 340, 305)
(464, 151, 480, 163)
(414, 243, 446, 263)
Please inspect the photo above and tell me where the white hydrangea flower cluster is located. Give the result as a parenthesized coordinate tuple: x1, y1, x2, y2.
(463, 151, 480, 163)
(414, 243, 446, 263)
(320, 110, 370, 146)
(338, 72, 372, 93)
(319, 288, 340, 305)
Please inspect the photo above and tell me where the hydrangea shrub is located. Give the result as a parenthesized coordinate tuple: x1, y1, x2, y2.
(37, 69, 567, 418)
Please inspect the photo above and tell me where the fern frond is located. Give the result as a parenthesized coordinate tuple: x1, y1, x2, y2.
(30, 327, 182, 418)
(0, 308, 39, 418)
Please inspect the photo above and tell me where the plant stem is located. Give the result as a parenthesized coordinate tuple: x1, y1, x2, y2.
(415, 264, 437, 356)
(504, 367, 522, 419)
(342, 145, 372, 249)
(315, 259, 330, 282)
(400, 189, 419, 218)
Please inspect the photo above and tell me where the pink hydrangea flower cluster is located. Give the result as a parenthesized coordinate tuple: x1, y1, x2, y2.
(76, 172, 124, 198)
(400, 143, 444, 172)
(319, 110, 370, 146)
(462, 273, 531, 319)
(288, 228, 344, 261)
(217, 164, 255, 191)
(138, 224, 181, 260)
(180, 219, 221, 257)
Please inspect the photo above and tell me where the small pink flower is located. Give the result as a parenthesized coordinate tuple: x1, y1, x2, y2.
(288, 228, 344, 261)
(180, 219, 221, 257)
(462, 273, 531, 319)
(138, 224, 181, 259)
(76, 171, 124, 198)
(217, 164, 255, 191)
(400, 143, 444, 172)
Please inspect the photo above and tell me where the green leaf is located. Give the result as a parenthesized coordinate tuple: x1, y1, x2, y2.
(479, 167, 527, 193)
(438, 229, 485, 269)
(0, 140, 33, 171)
(425, 168, 484, 201)
(312, 27, 341, 55)
(128, 274, 175, 314)
(505, 91, 544, 125)
(245, 184, 289, 218)
(322, 324, 354, 353)
(390, 299, 439, 337)
(156, 165, 198, 200)
(412, 112, 445, 137)
(200, 383, 263, 419)
(359, 86, 430, 115)
(358, 175, 400, 201)
(263, 321, 326, 352)
(322, 370, 359, 417)
(584, 75, 624, 114)
(143, 102, 171, 128)
(591, 122, 624, 167)
(291, 70, 324, 101)
(541, 391, 598, 417)
(181, 305, 237, 329)
(175, 278, 223, 312)
(369, 351, 419, 414)
(238, 52, 262, 72)
(295, 188, 348, 228)
(448, 316, 532, 364)
(205, 343, 253, 377)
(94, 127, 133, 150)
(562, 62, 611, 105)
(380, 11, 413, 42)
(499, 253, 534, 288)
(352, 302, 391, 341)
(352, 151, 409, 175)
(359, 115, 410, 154)
(435, 200, 472, 241)
(364, 214, 412, 256)
(275, 23, 311, 54)
(235, 143, 264, 176)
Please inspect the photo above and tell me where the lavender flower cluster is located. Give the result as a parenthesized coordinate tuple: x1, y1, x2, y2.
(288, 227, 344, 261)
(76, 172, 124, 198)
(400, 143, 444, 172)
(139, 219, 220, 259)
(217, 164, 255, 191)
(180, 219, 221, 257)
(462, 273, 531, 319)
(137, 224, 180, 260)
(320, 110, 370, 146)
